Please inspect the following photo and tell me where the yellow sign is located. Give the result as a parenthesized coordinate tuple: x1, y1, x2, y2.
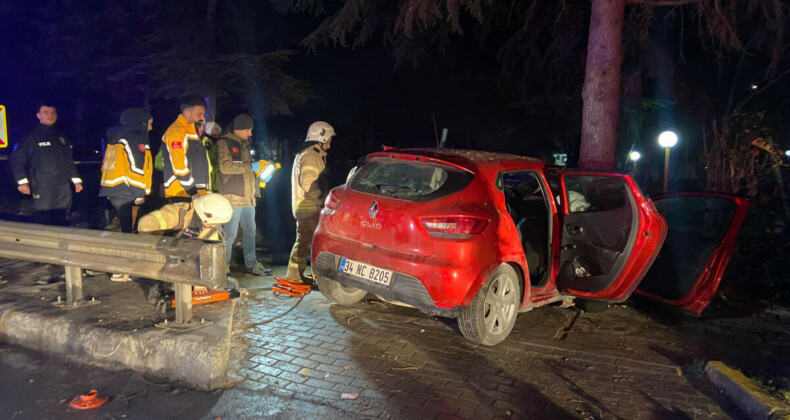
(0, 105, 7, 148)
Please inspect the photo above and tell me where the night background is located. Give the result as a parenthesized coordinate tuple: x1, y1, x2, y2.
(0, 1, 788, 295)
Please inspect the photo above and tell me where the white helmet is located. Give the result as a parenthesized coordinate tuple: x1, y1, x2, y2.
(205, 121, 222, 135)
(193, 194, 233, 224)
(305, 121, 335, 143)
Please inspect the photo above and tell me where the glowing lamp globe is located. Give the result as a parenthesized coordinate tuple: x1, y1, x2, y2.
(658, 131, 678, 148)
(629, 151, 641, 162)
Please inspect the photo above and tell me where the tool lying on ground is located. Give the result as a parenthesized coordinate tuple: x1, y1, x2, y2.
(273, 276, 311, 297)
(168, 288, 241, 309)
(69, 390, 109, 409)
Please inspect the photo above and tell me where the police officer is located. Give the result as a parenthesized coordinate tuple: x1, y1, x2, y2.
(11, 103, 83, 226)
(286, 121, 334, 283)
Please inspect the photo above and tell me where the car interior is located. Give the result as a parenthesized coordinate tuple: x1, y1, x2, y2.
(637, 196, 735, 300)
(556, 175, 637, 293)
(501, 172, 551, 287)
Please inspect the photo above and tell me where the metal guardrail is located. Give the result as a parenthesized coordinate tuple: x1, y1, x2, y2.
(0, 220, 226, 329)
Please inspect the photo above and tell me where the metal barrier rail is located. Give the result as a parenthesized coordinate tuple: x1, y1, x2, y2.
(0, 220, 226, 328)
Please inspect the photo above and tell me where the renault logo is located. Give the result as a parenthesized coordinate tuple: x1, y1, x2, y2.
(369, 202, 378, 218)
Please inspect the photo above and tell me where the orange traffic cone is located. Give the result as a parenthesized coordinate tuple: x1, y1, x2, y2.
(69, 390, 109, 409)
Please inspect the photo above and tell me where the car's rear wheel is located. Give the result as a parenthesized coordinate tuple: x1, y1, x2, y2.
(316, 276, 367, 305)
(458, 265, 521, 346)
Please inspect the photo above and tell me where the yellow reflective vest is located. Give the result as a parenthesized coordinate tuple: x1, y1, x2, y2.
(99, 133, 152, 198)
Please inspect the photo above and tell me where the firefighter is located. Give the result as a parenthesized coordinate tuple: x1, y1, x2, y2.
(161, 95, 210, 203)
(136, 193, 233, 305)
(286, 121, 335, 283)
(99, 107, 153, 233)
(11, 102, 83, 226)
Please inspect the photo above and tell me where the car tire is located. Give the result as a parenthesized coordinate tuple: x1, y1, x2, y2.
(458, 265, 521, 346)
(316, 276, 367, 305)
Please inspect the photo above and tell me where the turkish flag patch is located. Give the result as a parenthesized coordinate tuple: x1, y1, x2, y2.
(138, 144, 146, 152)
(172, 141, 183, 149)
(232, 147, 239, 153)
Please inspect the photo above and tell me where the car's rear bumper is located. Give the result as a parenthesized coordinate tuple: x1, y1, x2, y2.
(313, 251, 460, 317)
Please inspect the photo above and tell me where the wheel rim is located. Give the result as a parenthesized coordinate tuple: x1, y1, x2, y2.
(483, 274, 518, 336)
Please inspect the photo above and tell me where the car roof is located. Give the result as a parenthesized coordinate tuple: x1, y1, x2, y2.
(367, 148, 545, 172)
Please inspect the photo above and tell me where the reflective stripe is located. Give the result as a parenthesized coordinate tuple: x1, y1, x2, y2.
(119, 139, 145, 175)
(127, 178, 146, 189)
(151, 211, 167, 230)
(301, 166, 320, 175)
(164, 133, 190, 176)
(164, 175, 195, 188)
(100, 176, 127, 187)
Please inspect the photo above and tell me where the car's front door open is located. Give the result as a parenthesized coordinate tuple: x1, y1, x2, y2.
(556, 172, 667, 302)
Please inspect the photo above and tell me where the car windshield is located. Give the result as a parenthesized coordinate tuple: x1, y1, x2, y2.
(349, 158, 473, 202)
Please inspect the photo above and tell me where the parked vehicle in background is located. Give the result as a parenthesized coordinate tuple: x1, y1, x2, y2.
(312, 149, 748, 345)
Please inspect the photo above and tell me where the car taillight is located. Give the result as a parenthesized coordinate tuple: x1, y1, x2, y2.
(322, 192, 340, 215)
(420, 216, 488, 238)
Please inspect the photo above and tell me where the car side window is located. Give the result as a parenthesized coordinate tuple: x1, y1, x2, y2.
(564, 175, 628, 213)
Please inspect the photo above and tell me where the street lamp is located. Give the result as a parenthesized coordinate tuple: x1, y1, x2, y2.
(785, 149, 790, 158)
(658, 131, 678, 193)
(629, 151, 641, 173)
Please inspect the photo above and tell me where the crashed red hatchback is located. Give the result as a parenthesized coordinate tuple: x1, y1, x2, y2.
(312, 149, 748, 345)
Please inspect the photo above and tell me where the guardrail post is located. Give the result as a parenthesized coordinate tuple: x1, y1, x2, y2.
(65, 265, 83, 305)
(174, 283, 193, 325)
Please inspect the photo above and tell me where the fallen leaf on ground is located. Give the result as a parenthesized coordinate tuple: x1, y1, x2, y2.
(298, 368, 311, 376)
(341, 393, 359, 400)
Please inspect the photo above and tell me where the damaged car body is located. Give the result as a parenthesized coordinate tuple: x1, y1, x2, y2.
(312, 149, 749, 345)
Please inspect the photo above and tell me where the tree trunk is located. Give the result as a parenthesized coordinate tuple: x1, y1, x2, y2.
(579, 0, 627, 169)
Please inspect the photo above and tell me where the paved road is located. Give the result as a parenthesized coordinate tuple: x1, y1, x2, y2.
(3, 264, 788, 419)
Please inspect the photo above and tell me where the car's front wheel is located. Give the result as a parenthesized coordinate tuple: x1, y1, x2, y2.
(458, 265, 521, 346)
(316, 276, 367, 305)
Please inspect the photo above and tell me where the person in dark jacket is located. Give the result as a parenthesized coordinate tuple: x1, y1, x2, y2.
(99, 107, 154, 234)
(217, 114, 269, 276)
(11, 103, 83, 226)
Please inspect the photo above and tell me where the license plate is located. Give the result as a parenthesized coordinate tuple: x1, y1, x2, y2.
(338, 257, 393, 287)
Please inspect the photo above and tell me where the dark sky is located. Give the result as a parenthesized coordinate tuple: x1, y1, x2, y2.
(0, 1, 787, 170)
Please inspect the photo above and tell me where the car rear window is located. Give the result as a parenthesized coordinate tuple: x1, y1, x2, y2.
(349, 158, 474, 202)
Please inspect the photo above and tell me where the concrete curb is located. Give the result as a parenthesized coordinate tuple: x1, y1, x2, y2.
(706, 361, 790, 420)
(0, 300, 237, 390)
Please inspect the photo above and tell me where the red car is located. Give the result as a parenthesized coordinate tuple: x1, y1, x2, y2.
(312, 149, 748, 345)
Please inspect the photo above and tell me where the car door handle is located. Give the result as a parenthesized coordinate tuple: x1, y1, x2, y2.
(567, 225, 584, 235)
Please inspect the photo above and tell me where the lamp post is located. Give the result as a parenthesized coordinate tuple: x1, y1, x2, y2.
(628, 151, 641, 173)
(658, 131, 678, 193)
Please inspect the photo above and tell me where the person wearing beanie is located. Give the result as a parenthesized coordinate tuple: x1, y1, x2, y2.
(99, 107, 154, 234)
(217, 113, 270, 276)
(11, 102, 83, 226)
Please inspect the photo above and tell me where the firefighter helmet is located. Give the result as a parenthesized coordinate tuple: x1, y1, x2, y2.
(305, 121, 335, 143)
(193, 194, 232, 224)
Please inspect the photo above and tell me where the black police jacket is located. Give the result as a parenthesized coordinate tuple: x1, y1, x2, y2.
(11, 123, 81, 191)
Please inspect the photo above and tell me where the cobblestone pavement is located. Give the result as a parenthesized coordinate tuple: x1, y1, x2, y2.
(216, 268, 788, 420)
